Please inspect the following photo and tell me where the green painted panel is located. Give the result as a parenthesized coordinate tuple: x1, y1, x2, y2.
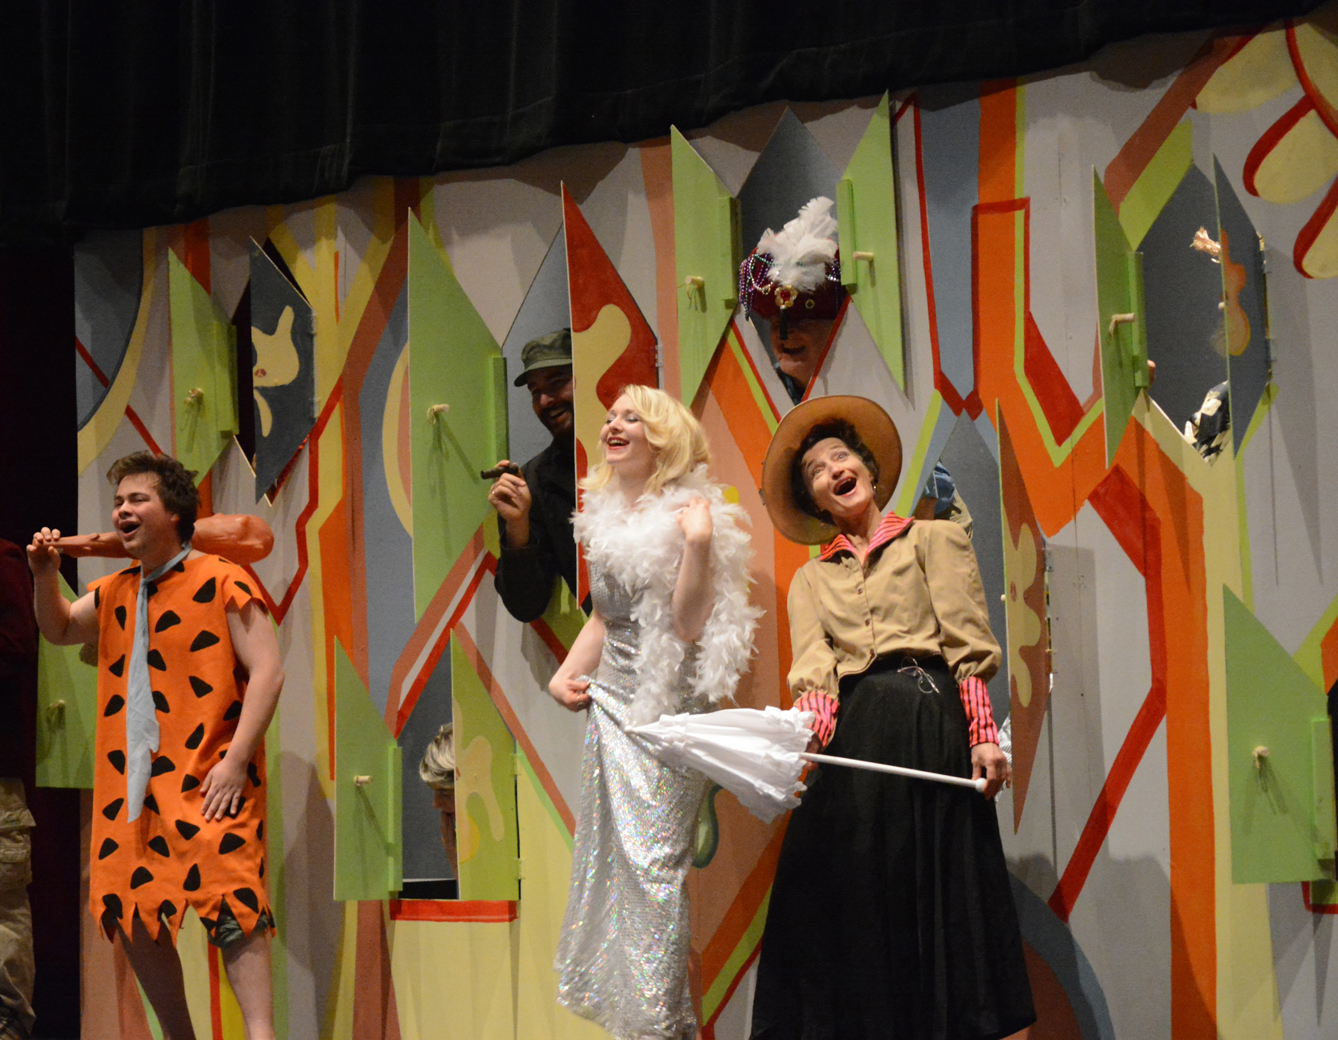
(169, 251, 238, 481)
(333, 641, 402, 900)
(408, 216, 504, 618)
(35, 576, 97, 789)
(838, 95, 905, 389)
(672, 127, 737, 406)
(451, 635, 519, 901)
(1093, 172, 1147, 466)
(1225, 588, 1336, 883)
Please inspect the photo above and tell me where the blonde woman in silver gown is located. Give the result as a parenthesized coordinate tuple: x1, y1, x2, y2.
(548, 385, 759, 1040)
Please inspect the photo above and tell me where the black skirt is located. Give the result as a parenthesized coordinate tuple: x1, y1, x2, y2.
(750, 656, 1036, 1040)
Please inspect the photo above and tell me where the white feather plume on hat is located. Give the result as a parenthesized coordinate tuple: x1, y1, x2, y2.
(756, 196, 839, 293)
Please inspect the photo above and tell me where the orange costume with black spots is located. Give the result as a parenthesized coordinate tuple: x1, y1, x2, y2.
(88, 554, 272, 943)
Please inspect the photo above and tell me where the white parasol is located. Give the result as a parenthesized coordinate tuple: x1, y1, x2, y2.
(628, 706, 986, 824)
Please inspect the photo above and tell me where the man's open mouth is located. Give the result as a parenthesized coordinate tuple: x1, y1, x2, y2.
(117, 520, 141, 537)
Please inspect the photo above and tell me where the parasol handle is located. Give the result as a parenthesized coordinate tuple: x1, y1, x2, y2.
(800, 752, 988, 793)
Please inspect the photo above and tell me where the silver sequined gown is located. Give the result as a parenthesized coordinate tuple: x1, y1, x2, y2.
(555, 563, 710, 1040)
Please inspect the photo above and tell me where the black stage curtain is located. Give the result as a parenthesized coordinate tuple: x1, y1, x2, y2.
(0, 0, 1325, 243)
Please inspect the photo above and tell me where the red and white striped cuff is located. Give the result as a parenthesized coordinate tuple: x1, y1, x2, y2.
(794, 690, 839, 748)
(958, 675, 999, 746)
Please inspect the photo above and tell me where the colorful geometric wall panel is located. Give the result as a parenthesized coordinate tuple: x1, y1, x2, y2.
(565, 183, 659, 474)
(671, 127, 738, 407)
(998, 411, 1049, 830)
(249, 240, 316, 499)
(75, 229, 143, 432)
(1093, 171, 1150, 466)
(334, 639, 404, 901)
(451, 634, 520, 902)
(1138, 162, 1229, 434)
(1214, 160, 1272, 452)
(1225, 588, 1337, 883)
(169, 249, 237, 481)
(408, 215, 506, 620)
(837, 94, 904, 389)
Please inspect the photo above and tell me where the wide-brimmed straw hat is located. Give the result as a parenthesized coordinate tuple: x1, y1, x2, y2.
(760, 396, 902, 545)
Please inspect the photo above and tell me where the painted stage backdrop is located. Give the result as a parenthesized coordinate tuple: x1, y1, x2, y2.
(40, 9, 1338, 1040)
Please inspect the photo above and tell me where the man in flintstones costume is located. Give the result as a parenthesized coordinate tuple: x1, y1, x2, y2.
(28, 452, 281, 1040)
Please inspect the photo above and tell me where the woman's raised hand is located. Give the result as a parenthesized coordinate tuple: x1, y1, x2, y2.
(677, 497, 712, 547)
(549, 675, 592, 712)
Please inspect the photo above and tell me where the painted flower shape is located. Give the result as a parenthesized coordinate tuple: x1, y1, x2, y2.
(1004, 521, 1044, 707)
(1198, 11, 1338, 277)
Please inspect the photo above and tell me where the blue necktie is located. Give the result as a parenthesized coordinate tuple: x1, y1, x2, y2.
(125, 544, 192, 821)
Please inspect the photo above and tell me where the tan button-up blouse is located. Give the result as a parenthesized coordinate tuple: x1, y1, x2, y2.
(787, 514, 1002, 743)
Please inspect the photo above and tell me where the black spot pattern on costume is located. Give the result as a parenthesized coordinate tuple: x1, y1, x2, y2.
(183, 864, 201, 891)
(103, 694, 125, 716)
(181, 774, 200, 793)
(107, 750, 125, 773)
(235, 580, 252, 595)
(189, 676, 213, 697)
(102, 893, 123, 918)
(190, 630, 220, 652)
(158, 900, 177, 921)
(171, 560, 185, 573)
(232, 887, 259, 913)
(234, 796, 247, 814)
(152, 690, 170, 713)
(107, 657, 125, 679)
(114, 604, 126, 628)
(94, 588, 101, 609)
(154, 610, 181, 632)
(223, 700, 242, 721)
(256, 820, 264, 840)
(193, 578, 217, 603)
(148, 836, 170, 857)
(247, 762, 262, 787)
(102, 798, 123, 820)
(119, 566, 138, 576)
(144, 582, 157, 598)
(130, 867, 153, 889)
(146, 649, 166, 671)
(185, 724, 204, 749)
(219, 834, 246, 854)
(143, 795, 159, 814)
(150, 756, 175, 776)
(98, 838, 118, 859)
(259, 859, 265, 878)
(175, 820, 200, 840)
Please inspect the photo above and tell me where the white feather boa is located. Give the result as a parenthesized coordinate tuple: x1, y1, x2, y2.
(574, 468, 762, 726)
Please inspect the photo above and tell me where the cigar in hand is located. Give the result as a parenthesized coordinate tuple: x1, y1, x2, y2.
(481, 463, 522, 480)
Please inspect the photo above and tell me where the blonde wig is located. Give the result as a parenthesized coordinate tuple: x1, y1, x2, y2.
(418, 723, 456, 790)
(580, 384, 710, 498)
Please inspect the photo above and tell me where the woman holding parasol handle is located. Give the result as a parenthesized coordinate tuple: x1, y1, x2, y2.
(750, 395, 1034, 1040)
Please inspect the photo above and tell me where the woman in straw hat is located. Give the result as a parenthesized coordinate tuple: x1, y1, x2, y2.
(750, 396, 1034, 1040)
(547, 385, 760, 1040)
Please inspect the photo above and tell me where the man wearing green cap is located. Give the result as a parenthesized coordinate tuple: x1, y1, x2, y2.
(487, 329, 578, 622)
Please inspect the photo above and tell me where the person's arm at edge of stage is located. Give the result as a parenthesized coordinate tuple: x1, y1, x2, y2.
(26, 528, 97, 646)
(547, 609, 604, 712)
(201, 597, 284, 821)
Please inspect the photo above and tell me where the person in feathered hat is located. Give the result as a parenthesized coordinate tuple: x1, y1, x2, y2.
(739, 197, 845, 403)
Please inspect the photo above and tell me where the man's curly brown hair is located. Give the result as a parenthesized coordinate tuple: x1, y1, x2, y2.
(107, 453, 200, 542)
